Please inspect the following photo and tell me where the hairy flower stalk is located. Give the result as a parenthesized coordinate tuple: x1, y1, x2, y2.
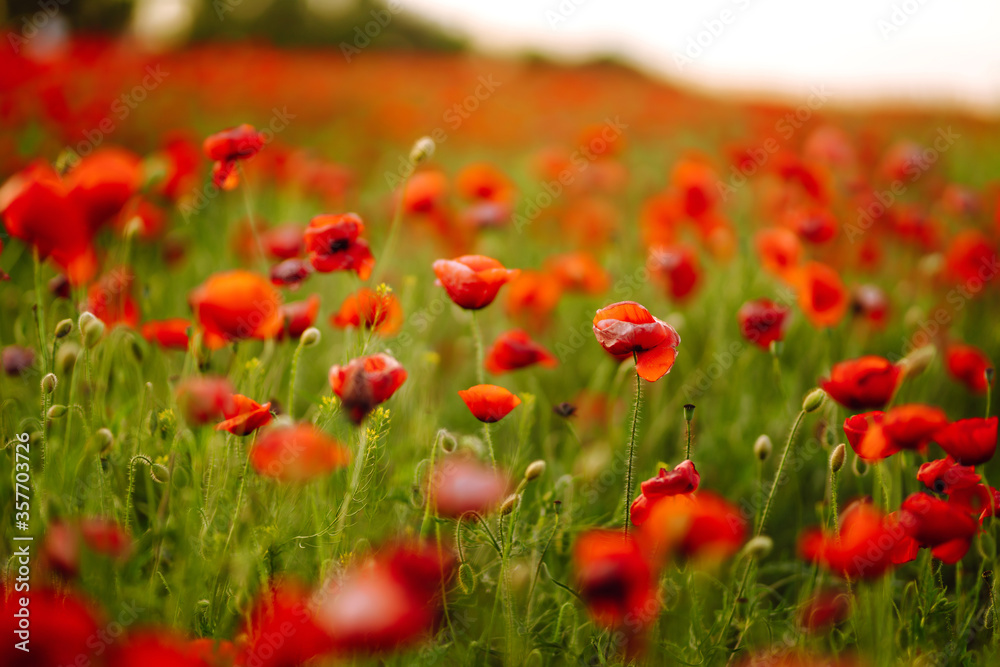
(236, 161, 268, 273)
(624, 352, 642, 535)
(470, 311, 497, 468)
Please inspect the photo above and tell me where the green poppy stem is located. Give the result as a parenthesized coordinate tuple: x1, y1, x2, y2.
(623, 353, 641, 536)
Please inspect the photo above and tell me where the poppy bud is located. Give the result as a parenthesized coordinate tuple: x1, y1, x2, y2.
(41, 373, 58, 394)
(92, 428, 114, 454)
(82, 318, 105, 348)
(78, 311, 96, 331)
(852, 455, 869, 477)
(986, 368, 995, 386)
(754, 434, 772, 461)
(830, 443, 846, 473)
(742, 535, 773, 560)
(899, 345, 934, 378)
(524, 460, 546, 481)
(683, 404, 695, 422)
(553, 402, 576, 418)
(439, 430, 458, 453)
(458, 562, 477, 594)
(47, 404, 67, 419)
(555, 601, 576, 641)
(500, 494, 520, 516)
(802, 388, 826, 413)
(409, 136, 436, 166)
(55, 319, 74, 338)
(56, 343, 80, 374)
(300, 327, 321, 348)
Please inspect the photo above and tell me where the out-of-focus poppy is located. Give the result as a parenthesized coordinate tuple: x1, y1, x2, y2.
(944, 230, 995, 287)
(157, 132, 201, 202)
(43, 516, 132, 578)
(0, 588, 103, 667)
(755, 227, 801, 279)
(804, 125, 856, 168)
(64, 147, 142, 233)
(303, 213, 375, 279)
(216, 394, 272, 436)
(737, 298, 790, 349)
(261, 222, 305, 259)
(574, 530, 657, 641)
(79, 517, 132, 560)
(401, 170, 448, 216)
(917, 456, 981, 494)
(429, 455, 508, 518)
(458, 200, 512, 229)
(799, 501, 906, 579)
(821, 356, 901, 410)
(843, 411, 883, 454)
(251, 424, 350, 481)
(110, 632, 212, 667)
(798, 590, 851, 633)
(851, 284, 889, 328)
(934, 417, 998, 466)
(670, 156, 718, 219)
(433, 255, 518, 310)
(280, 294, 320, 339)
(332, 288, 403, 336)
(315, 543, 451, 654)
(87, 268, 139, 329)
(504, 270, 562, 329)
(484, 329, 557, 374)
(854, 404, 948, 461)
(649, 244, 701, 301)
(187, 639, 238, 667)
(561, 197, 621, 248)
(2, 345, 34, 376)
(786, 206, 837, 244)
(189, 270, 283, 348)
(592, 301, 681, 382)
(630, 460, 700, 526)
(544, 252, 609, 295)
(793, 261, 849, 328)
(898, 492, 978, 563)
(646, 491, 746, 562)
(945, 343, 993, 394)
(456, 162, 515, 203)
(270, 257, 314, 289)
(329, 353, 408, 423)
(203, 124, 264, 189)
(175, 376, 235, 426)
(458, 384, 521, 423)
(239, 582, 333, 667)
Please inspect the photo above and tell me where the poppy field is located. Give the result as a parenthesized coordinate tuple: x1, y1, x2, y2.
(2, 36, 1000, 667)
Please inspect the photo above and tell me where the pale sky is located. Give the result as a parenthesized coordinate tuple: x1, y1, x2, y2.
(399, 0, 1000, 113)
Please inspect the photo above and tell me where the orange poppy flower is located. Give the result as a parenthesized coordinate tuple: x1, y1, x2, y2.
(115, 196, 166, 240)
(944, 230, 995, 286)
(561, 196, 620, 248)
(458, 384, 521, 423)
(203, 124, 265, 189)
(250, 425, 350, 481)
(503, 270, 562, 329)
(793, 262, 848, 328)
(544, 252, 609, 295)
(141, 318, 191, 351)
(785, 206, 837, 244)
(629, 460, 700, 527)
(945, 343, 993, 394)
(303, 213, 375, 280)
(737, 298, 790, 349)
(64, 147, 143, 234)
(329, 353, 408, 423)
(799, 500, 908, 579)
(934, 417, 998, 466)
(484, 329, 557, 374)
(433, 255, 518, 310)
(401, 170, 448, 216)
(429, 455, 508, 518)
(670, 156, 718, 219)
(280, 294, 320, 340)
(175, 376, 235, 426)
(843, 411, 884, 455)
(755, 227, 801, 279)
(87, 269, 139, 329)
(592, 301, 681, 382)
(216, 394, 273, 436)
(455, 162, 515, 203)
(331, 288, 403, 336)
(189, 270, 283, 348)
(641, 491, 746, 562)
(821, 356, 901, 410)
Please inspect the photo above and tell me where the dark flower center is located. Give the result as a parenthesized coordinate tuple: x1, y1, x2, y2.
(328, 238, 350, 253)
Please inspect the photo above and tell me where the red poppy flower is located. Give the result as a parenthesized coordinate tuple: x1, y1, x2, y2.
(110, 632, 212, 667)
(843, 411, 883, 454)
(116, 197, 167, 239)
(821, 356, 901, 410)
(216, 394, 273, 436)
(944, 230, 995, 286)
(898, 492, 978, 563)
(755, 227, 801, 279)
(303, 212, 375, 279)
(649, 244, 701, 301)
(786, 206, 837, 244)
(853, 404, 948, 461)
(401, 170, 448, 215)
(251, 424, 350, 481)
(189, 270, 284, 348)
(157, 132, 201, 202)
(737, 298, 790, 349)
(798, 591, 851, 633)
(641, 492, 746, 563)
(917, 456, 981, 494)
(270, 257, 314, 289)
(544, 252, 609, 294)
(934, 416, 998, 466)
(429, 455, 508, 518)
(456, 161, 515, 203)
(950, 484, 1000, 524)
(64, 147, 143, 233)
(0, 160, 97, 284)
(799, 501, 904, 579)
(484, 329, 558, 374)
(574, 530, 657, 631)
(0, 588, 103, 667)
(239, 582, 333, 667)
(630, 460, 700, 526)
(175, 376, 235, 426)
(851, 284, 890, 328)
(203, 124, 264, 189)
(2, 345, 34, 376)
(87, 268, 139, 329)
(188, 639, 238, 667)
(458, 384, 521, 423)
(280, 294, 320, 339)
(80, 517, 132, 560)
(592, 301, 681, 382)
(670, 157, 718, 219)
(332, 288, 403, 336)
(433, 255, 519, 310)
(329, 353, 408, 423)
(946, 343, 993, 394)
(316, 543, 451, 654)
(261, 222, 305, 259)
(504, 270, 562, 328)
(793, 262, 849, 328)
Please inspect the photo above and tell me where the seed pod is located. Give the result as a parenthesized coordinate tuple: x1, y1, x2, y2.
(409, 136, 435, 165)
(802, 388, 826, 413)
(41, 373, 58, 394)
(754, 434, 772, 461)
(524, 460, 546, 481)
(46, 404, 67, 419)
(830, 443, 846, 474)
(457, 562, 476, 595)
(54, 319, 74, 338)
(683, 404, 696, 421)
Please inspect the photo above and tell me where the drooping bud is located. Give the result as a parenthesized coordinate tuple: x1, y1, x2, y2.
(524, 460, 546, 481)
(500, 494, 520, 516)
(830, 443, 846, 474)
(802, 388, 826, 413)
(80, 313, 105, 348)
(458, 562, 476, 594)
(92, 428, 114, 454)
(743, 535, 773, 560)
(46, 404, 67, 419)
(899, 345, 934, 379)
(408, 136, 435, 166)
(56, 343, 80, 374)
(300, 327, 321, 348)
(54, 319, 74, 339)
(754, 434, 772, 461)
(41, 373, 58, 394)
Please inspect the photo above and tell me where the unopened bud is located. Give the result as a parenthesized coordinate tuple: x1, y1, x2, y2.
(458, 562, 476, 594)
(830, 443, 846, 474)
(743, 535, 773, 560)
(852, 454, 869, 477)
(41, 373, 58, 394)
(300, 327, 321, 348)
(500, 493, 520, 516)
(78, 311, 97, 332)
(899, 345, 934, 379)
(754, 434, 772, 461)
(409, 136, 435, 165)
(56, 343, 80, 374)
(93, 428, 114, 454)
(81, 314, 105, 348)
(46, 404, 67, 419)
(802, 388, 826, 413)
(55, 319, 74, 338)
(524, 460, 546, 481)
(986, 367, 995, 386)
(683, 404, 695, 422)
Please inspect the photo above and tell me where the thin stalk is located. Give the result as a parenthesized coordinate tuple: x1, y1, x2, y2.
(623, 353, 641, 536)
(222, 432, 256, 555)
(287, 336, 306, 420)
(236, 161, 268, 273)
(684, 415, 693, 460)
(370, 170, 413, 285)
(32, 247, 48, 377)
(757, 408, 805, 536)
(419, 431, 444, 539)
(332, 426, 369, 550)
(470, 312, 497, 467)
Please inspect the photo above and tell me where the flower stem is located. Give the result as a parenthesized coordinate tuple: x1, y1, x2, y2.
(684, 417, 693, 460)
(471, 311, 486, 386)
(419, 430, 444, 540)
(236, 161, 268, 273)
(623, 353, 641, 536)
(223, 433, 256, 554)
(287, 336, 306, 420)
(370, 170, 413, 285)
(757, 408, 805, 536)
(332, 426, 369, 551)
(32, 247, 48, 377)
